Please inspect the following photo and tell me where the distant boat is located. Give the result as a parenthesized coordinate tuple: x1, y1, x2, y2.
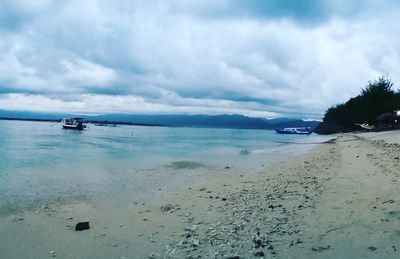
(61, 117, 87, 130)
(275, 127, 312, 135)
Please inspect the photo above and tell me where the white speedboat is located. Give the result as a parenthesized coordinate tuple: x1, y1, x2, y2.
(61, 117, 87, 130)
(275, 127, 312, 135)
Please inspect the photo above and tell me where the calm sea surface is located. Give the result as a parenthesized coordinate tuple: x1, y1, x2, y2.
(0, 120, 328, 215)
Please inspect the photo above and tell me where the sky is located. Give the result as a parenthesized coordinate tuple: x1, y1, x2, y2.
(1, 0, 400, 119)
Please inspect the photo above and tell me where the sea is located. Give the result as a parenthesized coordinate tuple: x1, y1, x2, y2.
(0, 120, 329, 216)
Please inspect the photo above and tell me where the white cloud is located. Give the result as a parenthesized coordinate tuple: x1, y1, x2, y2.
(60, 58, 116, 89)
(0, 93, 279, 118)
(1, 0, 400, 118)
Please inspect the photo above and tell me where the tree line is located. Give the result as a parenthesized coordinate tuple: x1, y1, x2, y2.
(315, 77, 400, 134)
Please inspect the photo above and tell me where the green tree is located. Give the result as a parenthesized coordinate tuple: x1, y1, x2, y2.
(316, 76, 400, 134)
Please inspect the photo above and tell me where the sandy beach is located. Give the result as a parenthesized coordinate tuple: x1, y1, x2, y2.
(1, 130, 400, 258)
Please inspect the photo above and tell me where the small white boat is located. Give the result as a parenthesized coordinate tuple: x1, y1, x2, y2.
(61, 117, 87, 130)
(355, 123, 375, 130)
(275, 127, 312, 135)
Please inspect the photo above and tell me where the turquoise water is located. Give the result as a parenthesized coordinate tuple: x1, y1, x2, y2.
(0, 120, 327, 215)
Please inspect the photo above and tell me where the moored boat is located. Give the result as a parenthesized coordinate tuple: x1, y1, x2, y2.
(275, 127, 312, 135)
(61, 117, 87, 130)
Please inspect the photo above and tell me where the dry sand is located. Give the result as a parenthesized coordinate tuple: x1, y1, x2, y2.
(1, 131, 400, 258)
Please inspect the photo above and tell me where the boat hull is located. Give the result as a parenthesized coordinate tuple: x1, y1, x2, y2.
(62, 124, 84, 130)
(275, 129, 312, 135)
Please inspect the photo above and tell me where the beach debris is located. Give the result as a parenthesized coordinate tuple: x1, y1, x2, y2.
(149, 252, 160, 258)
(198, 187, 206, 191)
(253, 250, 264, 257)
(12, 216, 25, 222)
(161, 144, 349, 258)
(289, 238, 303, 247)
(225, 166, 230, 169)
(368, 246, 377, 251)
(191, 238, 200, 247)
(160, 204, 175, 212)
(49, 250, 56, 257)
(252, 229, 266, 249)
(311, 245, 331, 252)
(75, 221, 90, 231)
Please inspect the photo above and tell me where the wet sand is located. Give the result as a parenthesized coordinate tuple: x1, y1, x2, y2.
(1, 131, 400, 258)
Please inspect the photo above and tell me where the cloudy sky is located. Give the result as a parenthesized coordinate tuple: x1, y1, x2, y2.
(1, 0, 400, 119)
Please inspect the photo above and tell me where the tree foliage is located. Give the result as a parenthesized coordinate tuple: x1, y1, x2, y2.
(317, 77, 400, 133)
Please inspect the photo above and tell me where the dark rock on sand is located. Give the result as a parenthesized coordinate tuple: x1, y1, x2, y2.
(75, 222, 90, 231)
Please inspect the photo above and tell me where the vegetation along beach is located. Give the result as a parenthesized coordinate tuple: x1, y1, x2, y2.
(2, 1, 400, 259)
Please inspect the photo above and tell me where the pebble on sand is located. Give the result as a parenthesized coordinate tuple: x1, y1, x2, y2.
(160, 204, 175, 212)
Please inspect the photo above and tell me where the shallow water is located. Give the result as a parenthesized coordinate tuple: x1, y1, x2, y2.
(0, 120, 328, 215)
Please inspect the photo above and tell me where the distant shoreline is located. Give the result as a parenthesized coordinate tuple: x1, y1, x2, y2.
(0, 117, 166, 127)
(0, 117, 273, 130)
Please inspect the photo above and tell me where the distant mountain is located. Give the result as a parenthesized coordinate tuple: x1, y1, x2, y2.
(0, 110, 68, 120)
(86, 114, 320, 130)
(0, 110, 320, 130)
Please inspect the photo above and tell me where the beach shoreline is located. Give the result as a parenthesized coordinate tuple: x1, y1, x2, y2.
(1, 131, 400, 258)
